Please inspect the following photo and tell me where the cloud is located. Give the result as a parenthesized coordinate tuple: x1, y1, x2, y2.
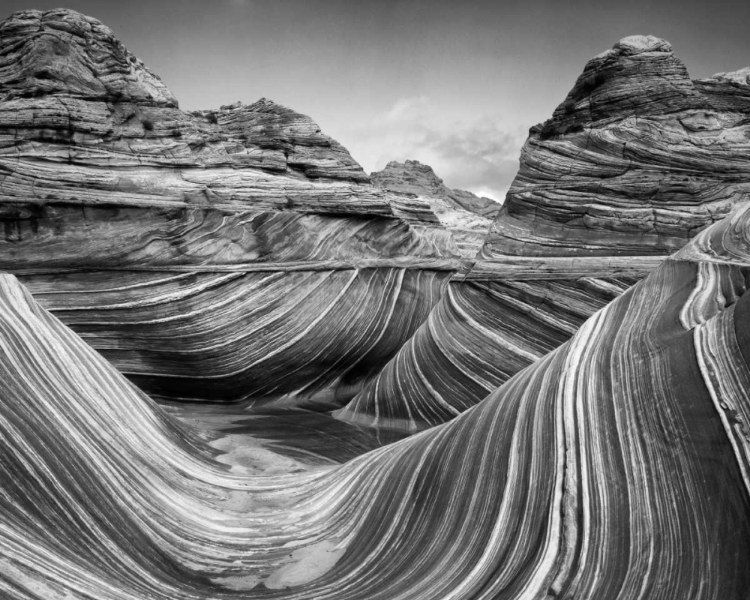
(384, 96, 431, 121)
(343, 96, 527, 202)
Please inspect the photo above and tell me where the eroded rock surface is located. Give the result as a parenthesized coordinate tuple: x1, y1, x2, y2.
(371, 160, 501, 257)
(371, 160, 501, 218)
(0, 9, 464, 405)
(3, 200, 750, 599)
(483, 34, 750, 259)
(339, 36, 750, 430)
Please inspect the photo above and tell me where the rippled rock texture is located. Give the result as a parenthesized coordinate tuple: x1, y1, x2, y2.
(372, 160, 501, 256)
(484, 34, 750, 259)
(3, 9, 750, 598)
(2, 9, 749, 431)
(3, 196, 750, 599)
(337, 263, 652, 430)
(0, 8, 465, 405)
(339, 35, 750, 430)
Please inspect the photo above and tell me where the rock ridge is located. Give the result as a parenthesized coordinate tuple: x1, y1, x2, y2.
(482, 34, 750, 258)
(372, 159, 501, 218)
(371, 159, 501, 256)
(0, 8, 177, 106)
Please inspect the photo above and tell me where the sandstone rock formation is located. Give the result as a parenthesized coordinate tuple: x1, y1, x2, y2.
(371, 160, 501, 218)
(2, 198, 750, 598)
(2, 9, 750, 597)
(0, 8, 463, 405)
(338, 35, 750, 430)
(371, 160, 501, 256)
(484, 35, 750, 258)
(3, 12, 749, 427)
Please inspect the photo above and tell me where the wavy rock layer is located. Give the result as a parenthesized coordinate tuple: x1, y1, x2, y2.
(3, 202, 750, 599)
(338, 268, 645, 429)
(0, 8, 464, 404)
(339, 36, 750, 430)
(20, 268, 448, 404)
(483, 35, 750, 258)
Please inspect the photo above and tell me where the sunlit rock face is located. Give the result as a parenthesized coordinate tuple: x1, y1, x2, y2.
(0, 8, 466, 405)
(338, 36, 750, 430)
(3, 202, 750, 598)
(371, 160, 501, 257)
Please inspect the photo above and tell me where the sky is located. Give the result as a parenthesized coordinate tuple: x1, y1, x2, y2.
(2, 0, 750, 200)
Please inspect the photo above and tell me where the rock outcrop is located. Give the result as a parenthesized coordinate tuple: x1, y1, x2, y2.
(371, 160, 501, 257)
(371, 160, 501, 218)
(484, 35, 750, 258)
(338, 35, 750, 430)
(0, 8, 463, 405)
(4, 13, 749, 425)
(3, 200, 750, 598)
(2, 11, 750, 598)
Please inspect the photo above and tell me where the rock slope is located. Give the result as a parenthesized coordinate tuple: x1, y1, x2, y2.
(0, 8, 463, 405)
(371, 160, 501, 218)
(2, 199, 750, 598)
(338, 35, 750, 430)
(371, 160, 501, 257)
(484, 35, 750, 258)
(2, 14, 750, 598)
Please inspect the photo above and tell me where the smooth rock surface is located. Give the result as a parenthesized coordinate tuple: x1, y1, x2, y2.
(3, 200, 750, 598)
(22, 268, 449, 404)
(2, 14, 750, 598)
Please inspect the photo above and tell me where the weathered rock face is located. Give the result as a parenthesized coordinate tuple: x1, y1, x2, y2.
(371, 159, 501, 218)
(338, 36, 750, 431)
(483, 35, 750, 258)
(371, 160, 500, 257)
(2, 13, 750, 597)
(0, 8, 463, 405)
(0, 11, 459, 245)
(694, 67, 750, 114)
(0, 10, 373, 189)
(3, 201, 750, 598)
(0, 8, 177, 106)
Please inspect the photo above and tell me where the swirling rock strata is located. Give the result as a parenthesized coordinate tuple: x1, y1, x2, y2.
(339, 36, 750, 430)
(0, 8, 464, 404)
(2, 201, 750, 598)
(483, 35, 750, 258)
(338, 269, 645, 429)
(21, 268, 448, 404)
